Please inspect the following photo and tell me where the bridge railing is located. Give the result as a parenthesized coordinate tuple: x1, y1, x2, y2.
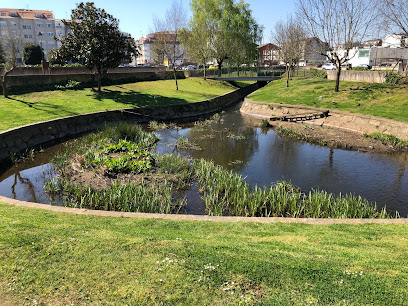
(190, 67, 286, 79)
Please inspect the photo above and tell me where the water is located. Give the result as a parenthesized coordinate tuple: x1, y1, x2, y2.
(1, 104, 407, 216)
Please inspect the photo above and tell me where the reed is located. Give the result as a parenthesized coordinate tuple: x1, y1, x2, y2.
(192, 159, 396, 218)
(45, 178, 186, 214)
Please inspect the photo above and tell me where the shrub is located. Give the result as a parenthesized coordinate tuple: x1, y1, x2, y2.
(385, 72, 403, 85)
(310, 67, 327, 78)
(55, 80, 81, 90)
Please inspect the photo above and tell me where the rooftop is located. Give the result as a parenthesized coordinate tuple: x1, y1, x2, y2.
(0, 8, 54, 19)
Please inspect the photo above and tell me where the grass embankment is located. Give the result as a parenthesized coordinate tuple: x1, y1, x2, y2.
(0, 78, 239, 132)
(0, 204, 407, 305)
(249, 78, 408, 123)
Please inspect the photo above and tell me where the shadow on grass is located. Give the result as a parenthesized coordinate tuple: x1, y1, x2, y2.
(7, 97, 79, 117)
(92, 89, 189, 107)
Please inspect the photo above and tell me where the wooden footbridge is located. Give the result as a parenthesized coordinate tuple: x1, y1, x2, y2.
(270, 110, 330, 122)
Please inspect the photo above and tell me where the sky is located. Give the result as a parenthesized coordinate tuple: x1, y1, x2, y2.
(0, 0, 296, 43)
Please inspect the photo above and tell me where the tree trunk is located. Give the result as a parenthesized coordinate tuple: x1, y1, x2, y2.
(97, 68, 102, 92)
(2, 68, 13, 98)
(173, 67, 178, 91)
(203, 64, 207, 80)
(335, 66, 341, 92)
(286, 65, 290, 87)
(217, 60, 223, 77)
(237, 65, 240, 77)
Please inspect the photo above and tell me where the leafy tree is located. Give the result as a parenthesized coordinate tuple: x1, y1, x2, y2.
(189, 0, 262, 76)
(22, 43, 43, 65)
(180, 9, 212, 79)
(56, 2, 138, 92)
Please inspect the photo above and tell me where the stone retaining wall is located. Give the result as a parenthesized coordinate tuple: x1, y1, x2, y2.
(240, 99, 408, 140)
(327, 70, 387, 83)
(0, 83, 259, 162)
(6, 70, 185, 88)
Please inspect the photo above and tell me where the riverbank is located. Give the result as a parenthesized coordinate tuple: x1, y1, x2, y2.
(241, 98, 408, 152)
(0, 78, 242, 132)
(0, 202, 407, 305)
(249, 78, 408, 123)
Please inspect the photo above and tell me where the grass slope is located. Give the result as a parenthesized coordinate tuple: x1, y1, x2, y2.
(0, 78, 238, 132)
(0, 203, 407, 305)
(249, 78, 408, 122)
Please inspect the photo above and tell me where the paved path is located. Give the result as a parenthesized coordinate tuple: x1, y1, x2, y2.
(1, 196, 407, 224)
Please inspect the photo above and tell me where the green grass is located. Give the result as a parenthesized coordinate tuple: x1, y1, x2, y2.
(249, 78, 408, 122)
(364, 132, 408, 149)
(0, 203, 407, 304)
(0, 78, 238, 132)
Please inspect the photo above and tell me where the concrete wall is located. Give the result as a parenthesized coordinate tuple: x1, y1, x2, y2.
(4, 70, 185, 88)
(240, 99, 408, 140)
(327, 70, 387, 83)
(0, 83, 259, 162)
(1, 66, 163, 75)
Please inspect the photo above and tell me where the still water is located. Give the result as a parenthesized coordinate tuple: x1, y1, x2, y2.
(1, 104, 407, 216)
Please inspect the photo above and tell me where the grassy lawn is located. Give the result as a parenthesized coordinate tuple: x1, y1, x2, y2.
(0, 203, 407, 304)
(249, 78, 408, 123)
(0, 78, 239, 132)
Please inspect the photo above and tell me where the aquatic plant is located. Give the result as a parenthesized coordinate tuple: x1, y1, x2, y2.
(149, 121, 168, 131)
(45, 179, 186, 213)
(193, 159, 395, 218)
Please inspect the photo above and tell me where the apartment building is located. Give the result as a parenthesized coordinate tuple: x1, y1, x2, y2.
(0, 8, 71, 64)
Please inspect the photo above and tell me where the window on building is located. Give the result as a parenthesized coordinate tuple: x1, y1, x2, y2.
(47, 32, 54, 36)
(35, 14, 43, 18)
(47, 14, 52, 18)
(47, 41, 55, 45)
(1, 12, 6, 16)
(37, 23, 44, 27)
(11, 22, 17, 26)
(9, 12, 18, 17)
(358, 49, 370, 58)
(23, 25, 32, 29)
(46, 23, 52, 28)
(0, 22, 6, 27)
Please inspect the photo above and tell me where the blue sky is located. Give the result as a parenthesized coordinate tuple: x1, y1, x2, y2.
(1, 0, 296, 43)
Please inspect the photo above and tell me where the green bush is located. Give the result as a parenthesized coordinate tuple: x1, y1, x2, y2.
(385, 72, 403, 85)
(55, 80, 81, 90)
(310, 67, 327, 78)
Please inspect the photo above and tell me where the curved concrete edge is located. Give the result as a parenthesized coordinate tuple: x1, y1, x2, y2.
(0, 83, 260, 162)
(1, 196, 406, 224)
(240, 99, 408, 140)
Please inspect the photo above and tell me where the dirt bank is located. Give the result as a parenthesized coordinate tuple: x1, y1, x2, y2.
(272, 121, 402, 153)
(241, 99, 408, 153)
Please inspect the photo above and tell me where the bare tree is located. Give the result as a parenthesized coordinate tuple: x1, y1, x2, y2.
(152, 0, 187, 90)
(381, 0, 408, 35)
(272, 16, 306, 87)
(298, 0, 377, 92)
(1, 27, 22, 98)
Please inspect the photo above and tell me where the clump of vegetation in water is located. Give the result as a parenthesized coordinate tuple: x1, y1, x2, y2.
(148, 120, 168, 131)
(364, 132, 408, 150)
(193, 159, 396, 218)
(277, 126, 328, 146)
(47, 123, 186, 213)
(259, 119, 269, 128)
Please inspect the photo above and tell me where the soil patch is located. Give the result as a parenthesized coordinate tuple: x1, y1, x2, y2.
(60, 155, 182, 191)
(272, 121, 404, 153)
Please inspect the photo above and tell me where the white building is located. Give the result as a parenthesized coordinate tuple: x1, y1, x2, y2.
(0, 8, 60, 64)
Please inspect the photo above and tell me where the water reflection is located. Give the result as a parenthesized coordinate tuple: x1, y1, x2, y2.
(0, 104, 407, 216)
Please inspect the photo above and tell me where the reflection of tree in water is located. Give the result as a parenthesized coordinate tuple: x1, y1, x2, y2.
(11, 172, 38, 202)
(187, 112, 259, 172)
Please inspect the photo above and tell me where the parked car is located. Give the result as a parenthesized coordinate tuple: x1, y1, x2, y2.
(321, 63, 336, 70)
(356, 64, 372, 69)
(379, 62, 392, 67)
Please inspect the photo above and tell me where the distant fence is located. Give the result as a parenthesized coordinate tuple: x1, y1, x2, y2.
(327, 70, 387, 83)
